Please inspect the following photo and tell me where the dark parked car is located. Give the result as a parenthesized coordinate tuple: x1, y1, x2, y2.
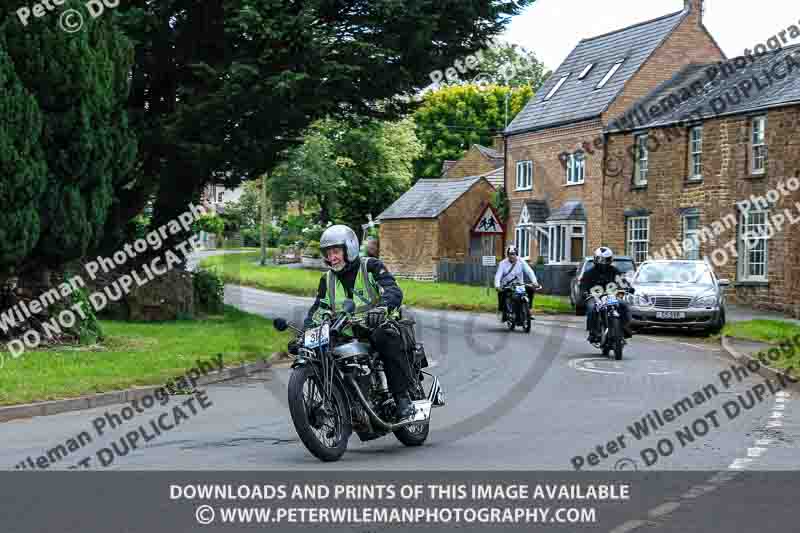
(569, 256, 637, 316)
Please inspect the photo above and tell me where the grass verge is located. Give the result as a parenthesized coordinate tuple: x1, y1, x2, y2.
(201, 252, 573, 314)
(722, 319, 800, 371)
(0, 305, 290, 406)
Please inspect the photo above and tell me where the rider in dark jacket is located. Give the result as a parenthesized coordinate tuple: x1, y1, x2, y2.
(580, 247, 634, 342)
(305, 225, 415, 419)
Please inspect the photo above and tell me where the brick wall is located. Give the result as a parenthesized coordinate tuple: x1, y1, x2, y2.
(505, 119, 606, 258)
(379, 218, 440, 281)
(604, 5, 724, 122)
(438, 179, 497, 260)
(603, 106, 800, 315)
(444, 146, 498, 179)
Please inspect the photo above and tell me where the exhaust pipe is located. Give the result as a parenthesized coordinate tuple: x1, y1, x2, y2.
(344, 376, 432, 431)
(426, 373, 446, 407)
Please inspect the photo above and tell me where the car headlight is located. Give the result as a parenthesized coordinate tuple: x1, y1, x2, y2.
(632, 294, 653, 307)
(692, 294, 718, 308)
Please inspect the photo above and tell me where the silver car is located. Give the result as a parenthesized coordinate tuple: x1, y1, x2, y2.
(628, 260, 729, 335)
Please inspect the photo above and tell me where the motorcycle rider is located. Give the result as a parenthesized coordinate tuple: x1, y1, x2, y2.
(580, 247, 634, 343)
(305, 225, 416, 419)
(494, 245, 541, 321)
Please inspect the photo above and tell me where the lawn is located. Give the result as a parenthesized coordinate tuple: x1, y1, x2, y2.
(0, 305, 291, 406)
(722, 319, 800, 371)
(200, 252, 572, 314)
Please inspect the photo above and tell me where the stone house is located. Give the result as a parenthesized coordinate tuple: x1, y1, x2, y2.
(602, 44, 800, 314)
(441, 138, 506, 189)
(501, 0, 724, 293)
(377, 176, 502, 281)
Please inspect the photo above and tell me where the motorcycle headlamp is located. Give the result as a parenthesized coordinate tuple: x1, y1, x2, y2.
(633, 294, 653, 307)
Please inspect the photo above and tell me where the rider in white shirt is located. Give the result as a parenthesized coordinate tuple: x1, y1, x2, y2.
(494, 245, 541, 320)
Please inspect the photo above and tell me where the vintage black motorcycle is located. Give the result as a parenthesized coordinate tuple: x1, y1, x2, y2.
(584, 288, 633, 360)
(501, 281, 535, 334)
(273, 300, 445, 462)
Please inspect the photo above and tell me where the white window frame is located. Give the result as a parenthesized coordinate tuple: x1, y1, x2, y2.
(738, 209, 769, 282)
(751, 116, 767, 175)
(535, 224, 550, 264)
(544, 74, 570, 101)
(596, 59, 624, 89)
(516, 160, 533, 191)
(634, 133, 649, 186)
(515, 226, 531, 260)
(540, 222, 586, 265)
(689, 126, 703, 180)
(683, 213, 701, 260)
(566, 151, 585, 185)
(626, 216, 650, 264)
(578, 63, 595, 80)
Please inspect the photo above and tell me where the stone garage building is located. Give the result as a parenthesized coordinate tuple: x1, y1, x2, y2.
(377, 176, 502, 281)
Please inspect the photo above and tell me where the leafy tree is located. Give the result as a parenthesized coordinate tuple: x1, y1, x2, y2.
(271, 118, 422, 231)
(470, 42, 551, 89)
(0, 42, 47, 279)
(1, 1, 137, 285)
(413, 84, 534, 179)
(107, 0, 530, 257)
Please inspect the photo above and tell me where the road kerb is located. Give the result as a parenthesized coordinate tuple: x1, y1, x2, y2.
(0, 357, 276, 424)
(720, 335, 800, 394)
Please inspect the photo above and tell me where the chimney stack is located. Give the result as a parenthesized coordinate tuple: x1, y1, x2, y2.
(684, 0, 705, 24)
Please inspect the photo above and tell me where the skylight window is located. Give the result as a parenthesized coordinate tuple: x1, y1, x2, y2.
(544, 74, 570, 101)
(596, 59, 625, 89)
(578, 63, 594, 80)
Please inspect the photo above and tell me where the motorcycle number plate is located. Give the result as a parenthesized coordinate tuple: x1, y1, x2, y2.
(656, 311, 686, 319)
(606, 296, 618, 305)
(304, 324, 330, 349)
(515, 286, 526, 294)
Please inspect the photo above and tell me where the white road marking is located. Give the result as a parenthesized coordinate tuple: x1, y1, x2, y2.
(648, 502, 681, 518)
(609, 520, 649, 533)
(766, 421, 783, 428)
(776, 397, 787, 403)
(774, 404, 786, 410)
(770, 412, 784, 419)
(729, 458, 754, 469)
(756, 439, 774, 446)
(776, 391, 791, 398)
(747, 447, 766, 457)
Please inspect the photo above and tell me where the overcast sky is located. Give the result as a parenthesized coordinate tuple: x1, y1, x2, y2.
(502, 0, 798, 71)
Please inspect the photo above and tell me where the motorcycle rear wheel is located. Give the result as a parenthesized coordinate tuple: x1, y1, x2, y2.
(288, 365, 352, 462)
(394, 383, 430, 446)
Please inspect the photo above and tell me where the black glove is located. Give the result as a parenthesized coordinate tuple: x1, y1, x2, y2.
(366, 307, 388, 329)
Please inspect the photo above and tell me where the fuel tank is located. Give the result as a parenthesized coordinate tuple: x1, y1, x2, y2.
(332, 341, 371, 359)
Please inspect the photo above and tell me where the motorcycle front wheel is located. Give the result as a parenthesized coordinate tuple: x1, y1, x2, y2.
(611, 318, 624, 360)
(288, 365, 352, 462)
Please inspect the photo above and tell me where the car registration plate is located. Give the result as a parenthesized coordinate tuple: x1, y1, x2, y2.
(515, 286, 526, 294)
(656, 311, 686, 319)
(304, 324, 330, 349)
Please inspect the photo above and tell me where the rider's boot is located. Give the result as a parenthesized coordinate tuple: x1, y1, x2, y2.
(395, 392, 415, 419)
(623, 323, 634, 338)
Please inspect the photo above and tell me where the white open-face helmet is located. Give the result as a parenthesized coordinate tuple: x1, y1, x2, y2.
(506, 245, 518, 256)
(320, 225, 360, 272)
(594, 246, 614, 266)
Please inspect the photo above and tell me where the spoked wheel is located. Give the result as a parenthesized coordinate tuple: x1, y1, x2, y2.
(288, 365, 352, 462)
(394, 381, 430, 446)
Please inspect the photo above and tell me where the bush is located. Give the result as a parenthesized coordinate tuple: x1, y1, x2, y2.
(304, 240, 321, 258)
(241, 228, 260, 248)
(192, 214, 225, 235)
(193, 268, 225, 314)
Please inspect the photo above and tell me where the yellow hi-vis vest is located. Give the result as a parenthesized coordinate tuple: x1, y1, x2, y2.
(315, 258, 381, 323)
